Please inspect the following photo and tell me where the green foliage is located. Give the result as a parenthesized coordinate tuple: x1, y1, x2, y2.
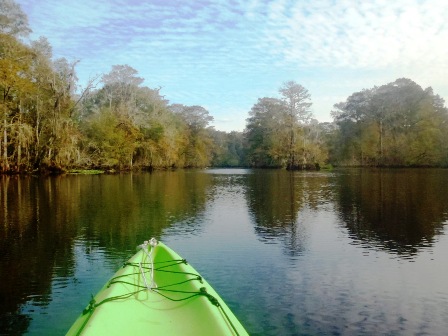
(82, 109, 138, 168)
(209, 130, 246, 167)
(68, 169, 104, 174)
(332, 78, 448, 167)
(169, 104, 214, 168)
(244, 85, 327, 169)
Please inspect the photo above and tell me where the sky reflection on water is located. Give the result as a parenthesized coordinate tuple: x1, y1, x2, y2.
(1, 169, 448, 335)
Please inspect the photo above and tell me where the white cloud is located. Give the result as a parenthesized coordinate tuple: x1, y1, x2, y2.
(261, 0, 448, 70)
(16, 0, 448, 130)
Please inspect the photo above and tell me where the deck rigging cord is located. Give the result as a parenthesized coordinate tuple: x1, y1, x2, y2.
(139, 238, 158, 290)
(76, 239, 241, 336)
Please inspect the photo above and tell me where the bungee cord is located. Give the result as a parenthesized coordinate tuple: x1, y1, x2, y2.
(76, 239, 241, 336)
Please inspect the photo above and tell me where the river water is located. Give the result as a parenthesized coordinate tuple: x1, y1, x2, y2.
(1, 168, 448, 335)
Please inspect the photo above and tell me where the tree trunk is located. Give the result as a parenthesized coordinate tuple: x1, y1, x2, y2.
(3, 117, 9, 171)
(17, 102, 22, 170)
(379, 119, 383, 165)
(17, 137, 21, 170)
(288, 114, 295, 169)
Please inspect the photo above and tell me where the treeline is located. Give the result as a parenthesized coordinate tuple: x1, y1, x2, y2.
(1, 1, 448, 173)
(0, 1, 223, 172)
(330, 78, 448, 167)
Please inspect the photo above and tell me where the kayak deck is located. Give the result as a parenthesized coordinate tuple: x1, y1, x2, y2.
(66, 239, 248, 335)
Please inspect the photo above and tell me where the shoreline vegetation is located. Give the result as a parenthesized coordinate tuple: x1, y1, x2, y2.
(1, 1, 448, 175)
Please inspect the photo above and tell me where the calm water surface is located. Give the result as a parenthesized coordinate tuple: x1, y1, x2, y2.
(1, 168, 448, 335)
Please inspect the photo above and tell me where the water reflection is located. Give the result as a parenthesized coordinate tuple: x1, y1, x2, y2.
(334, 169, 448, 257)
(73, 171, 213, 249)
(0, 175, 78, 334)
(0, 171, 213, 334)
(243, 168, 448, 259)
(2, 169, 448, 335)
(244, 170, 333, 255)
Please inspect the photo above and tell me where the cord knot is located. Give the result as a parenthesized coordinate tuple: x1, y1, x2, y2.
(82, 296, 96, 315)
(200, 287, 220, 307)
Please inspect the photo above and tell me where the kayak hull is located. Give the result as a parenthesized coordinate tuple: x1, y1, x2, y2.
(66, 240, 248, 335)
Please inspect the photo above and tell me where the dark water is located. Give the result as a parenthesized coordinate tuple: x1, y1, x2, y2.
(1, 168, 448, 335)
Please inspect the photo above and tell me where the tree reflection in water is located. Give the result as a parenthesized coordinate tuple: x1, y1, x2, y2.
(0, 171, 212, 335)
(334, 169, 448, 257)
(244, 168, 448, 258)
(245, 170, 334, 256)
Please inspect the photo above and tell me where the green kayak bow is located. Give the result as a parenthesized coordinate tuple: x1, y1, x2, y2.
(66, 238, 248, 335)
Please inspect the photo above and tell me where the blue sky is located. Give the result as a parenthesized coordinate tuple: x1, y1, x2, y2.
(16, 0, 448, 131)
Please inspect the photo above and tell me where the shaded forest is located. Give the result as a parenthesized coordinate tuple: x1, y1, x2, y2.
(1, 0, 448, 174)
